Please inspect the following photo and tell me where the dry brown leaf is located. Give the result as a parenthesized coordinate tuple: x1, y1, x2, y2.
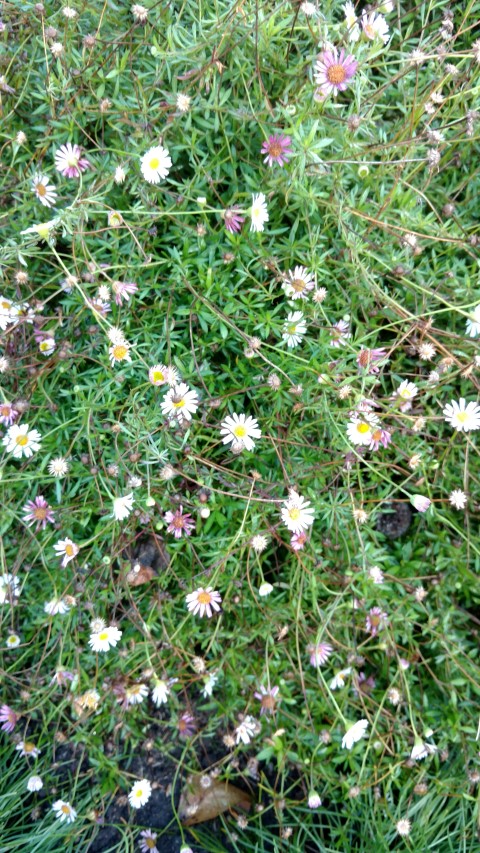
(179, 775, 252, 825)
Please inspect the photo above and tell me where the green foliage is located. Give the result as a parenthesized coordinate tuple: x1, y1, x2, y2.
(1, 0, 480, 850)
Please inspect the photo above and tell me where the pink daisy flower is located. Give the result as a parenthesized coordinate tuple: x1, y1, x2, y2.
(22, 495, 55, 531)
(224, 207, 245, 233)
(291, 531, 308, 550)
(0, 401, 19, 427)
(314, 48, 358, 98)
(369, 427, 392, 451)
(0, 703, 18, 733)
(112, 280, 138, 305)
(54, 143, 90, 178)
(356, 348, 387, 374)
(178, 711, 196, 738)
(164, 506, 195, 538)
(365, 606, 388, 636)
(261, 134, 293, 167)
(307, 642, 333, 667)
(254, 684, 280, 716)
(139, 830, 159, 853)
(329, 319, 351, 347)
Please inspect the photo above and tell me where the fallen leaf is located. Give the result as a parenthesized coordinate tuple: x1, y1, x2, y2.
(179, 775, 252, 825)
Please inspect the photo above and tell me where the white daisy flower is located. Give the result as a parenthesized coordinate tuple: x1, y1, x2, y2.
(128, 778, 152, 809)
(410, 494, 431, 513)
(220, 413, 261, 451)
(88, 625, 122, 652)
(410, 739, 437, 760)
(346, 414, 380, 446)
(0, 573, 21, 605)
(6, 633, 21, 648)
(44, 598, 71, 616)
(283, 266, 315, 300)
(140, 145, 172, 184)
(54, 538, 79, 567)
(27, 775, 43, 792)
(368, 566, 384, 584)
(0, 296, 16, 331)
(281, 489, 315, 533)
(344, 1, 360, 41)
(39, 337, 56, 356)
(21, 219, 59, 241)
(443, 398, 480, 432)
(2, 424, 42, 459)
(32, 174, 58, 207)
(342, 718, 369, 749)
(148, 363, 180, 386)
(235, 715, 259, 745)
(161, 383, 199, 422)
(466, 305, 480, 337)
(16, 740, 41, 757)
(449, 489, 467, 509)
(48, 456, 69, 477)
(109, 341, 132, 366)
(151, 678, 170, 706)
(126, 683, 148, 705)
(113, 493, 134, 521)
(132, 4, 149, 23)
(114, 165, 126, 184)
(106, 327, 126, 345)
(250, 193, 269, 232)
(396, 380, 417, 401)
(258, 581, 274, 597)
(361, 10, 389, 43)
(176, 93, 191, 112)
(186, 587, 222, 618)
(329, 667, 352, 690)
(52, 800, 77, 823)
(282, 311, 307, 348)
(202, 671, 219, 698)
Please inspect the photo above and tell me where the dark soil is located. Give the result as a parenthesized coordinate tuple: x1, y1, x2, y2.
(376, 501, 412, 539)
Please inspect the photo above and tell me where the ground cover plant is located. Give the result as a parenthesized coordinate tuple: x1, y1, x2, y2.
(1, 0, 480, 850)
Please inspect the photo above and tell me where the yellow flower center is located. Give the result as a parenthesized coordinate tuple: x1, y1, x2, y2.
(327, 64, 347, 84)
(152, 370, 164, 383)
(363, 24, 375, 38)
(289, 507, 300, 520)
(0, 300, 11, 309)
(67, 153, 79, 167)
(172, 397, 185, 408)
(145, 839, 156, 850)
(197, 591, 212, 605)
(98, 631, 108, 641)
(357, 423, 370, 434)
(149, 157, 160, 170)
(33, 507, 48, 520)
(287, 324, 297, 335)
(61, 804, 71, 814)
(233, 425, 247, 438)
(135, 788, 144, 798)
(456, 412, 468, 423)
(112, 344, 128, 360)
(65, 544, 74, 556)
(291, 278, 306, 292)
(36, 183, 47, 197)
(24, 742, 35, 753)
(16, 435, 29, 446)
